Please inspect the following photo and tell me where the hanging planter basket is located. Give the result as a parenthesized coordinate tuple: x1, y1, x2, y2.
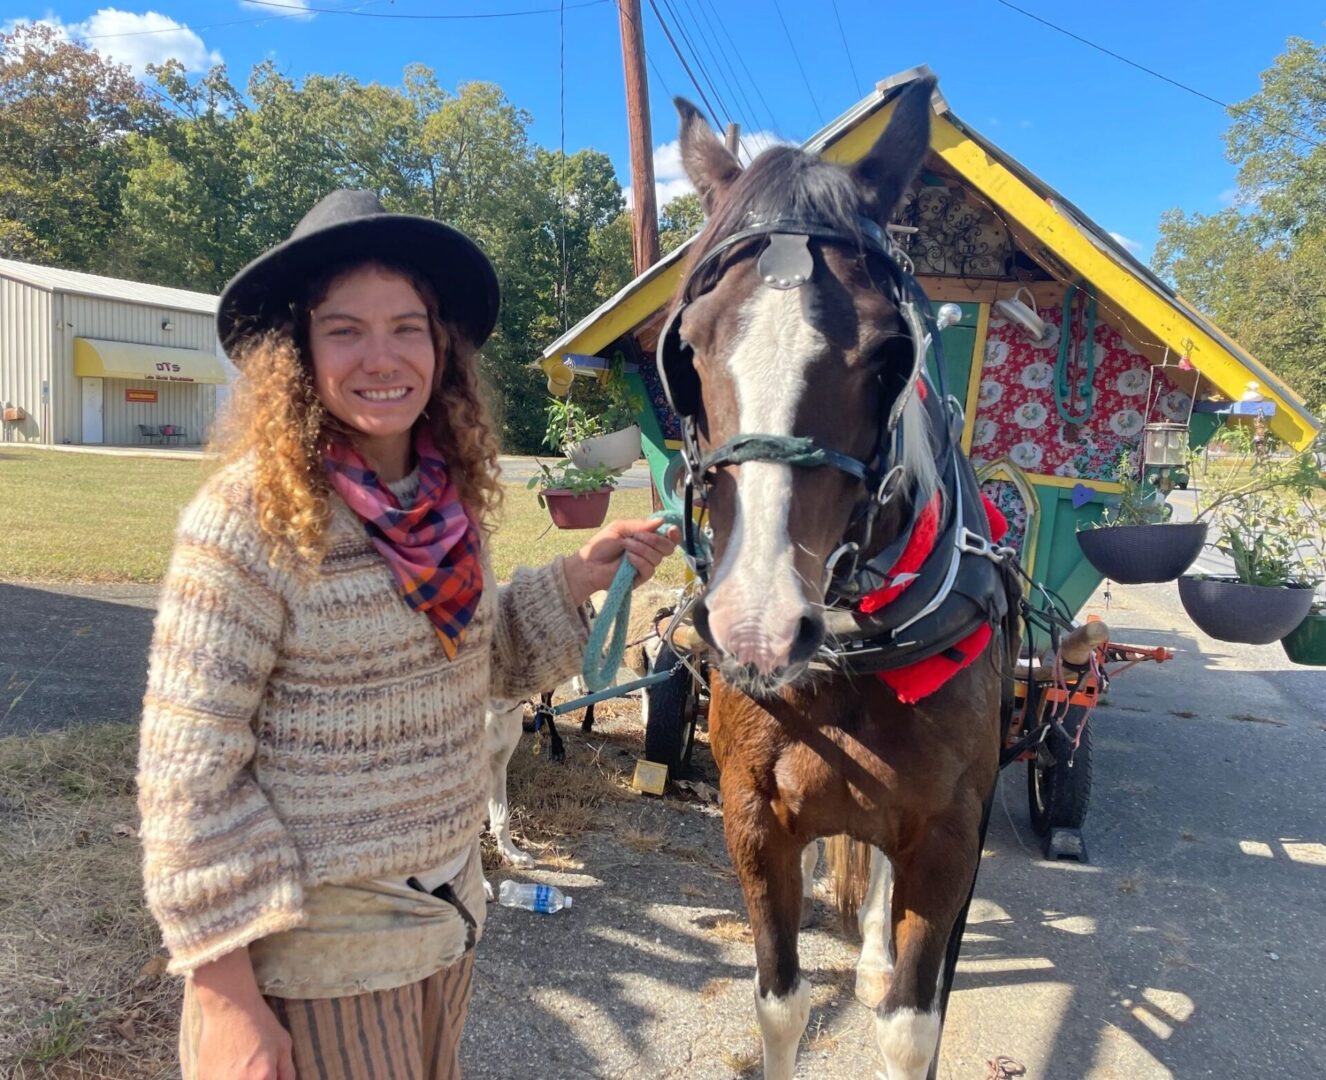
(1281, 611, 1326, 666)
(1076, 522, 1208, 584)
(568, 425, 641, 473)
(540, 486, 613, 530)
(1177, 576, 1316, 645)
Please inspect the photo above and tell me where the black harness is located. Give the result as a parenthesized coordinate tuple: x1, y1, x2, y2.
(657, 212, 1016, 676)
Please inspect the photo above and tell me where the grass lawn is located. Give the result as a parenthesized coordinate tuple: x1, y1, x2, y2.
(0, 446, 686, 587)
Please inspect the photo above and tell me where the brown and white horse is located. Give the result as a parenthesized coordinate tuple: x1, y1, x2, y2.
(663, 78, 1014, 1079)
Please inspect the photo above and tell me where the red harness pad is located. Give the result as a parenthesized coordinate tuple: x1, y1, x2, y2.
(859, 491, 1008, 704)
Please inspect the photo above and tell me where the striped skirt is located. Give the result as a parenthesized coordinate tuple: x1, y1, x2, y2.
(180, 952, 475, 1080)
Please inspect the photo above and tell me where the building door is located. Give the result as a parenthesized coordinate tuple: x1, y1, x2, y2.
(81, 377, 104, 444)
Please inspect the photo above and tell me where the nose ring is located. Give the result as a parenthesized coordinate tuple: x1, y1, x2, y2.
(377, 370, 395, 382)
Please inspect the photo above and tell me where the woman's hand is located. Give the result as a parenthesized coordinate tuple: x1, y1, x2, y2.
(193, 949, 296, 1080)
(562, 518, 681, 607)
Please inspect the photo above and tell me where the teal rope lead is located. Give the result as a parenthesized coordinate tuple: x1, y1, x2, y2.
(581, 510, 688, 692)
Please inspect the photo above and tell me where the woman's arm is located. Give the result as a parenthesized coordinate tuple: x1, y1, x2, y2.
(487, 518, 678, 700)
(138, 483, 305, 975)
(191, 948, 297, 1080)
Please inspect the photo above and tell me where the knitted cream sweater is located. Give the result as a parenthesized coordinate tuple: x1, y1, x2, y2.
(138, 462, 588, 974)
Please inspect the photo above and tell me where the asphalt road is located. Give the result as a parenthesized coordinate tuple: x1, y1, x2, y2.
(3, 575, 1322, 1076)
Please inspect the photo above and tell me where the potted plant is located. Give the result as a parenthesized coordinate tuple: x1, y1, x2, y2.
(527, 460, 617, 530)
(1277, 485, 1326, 665)
(1076, 452, 1208, 583)
(1178, 436, 1325, 645)
(561, 361, 644, 473)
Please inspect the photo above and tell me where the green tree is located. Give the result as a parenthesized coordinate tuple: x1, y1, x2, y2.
(0, 24, 159, 268)
(1153, 37, 1326, 412)
(659, 191, 705, 254)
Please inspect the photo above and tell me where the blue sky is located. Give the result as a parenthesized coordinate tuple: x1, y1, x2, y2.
(6, 1, 1324, 261)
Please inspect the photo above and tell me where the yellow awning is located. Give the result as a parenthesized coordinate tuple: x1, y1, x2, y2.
(74, 338, 228, 385)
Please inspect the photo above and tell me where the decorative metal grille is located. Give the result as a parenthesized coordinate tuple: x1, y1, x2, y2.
(892, 183, 1014, 278)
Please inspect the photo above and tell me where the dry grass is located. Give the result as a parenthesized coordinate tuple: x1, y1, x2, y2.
(696, 914, 752, 943)
(0, 723, 179, 1079)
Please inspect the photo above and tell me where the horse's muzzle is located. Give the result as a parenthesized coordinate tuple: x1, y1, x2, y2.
(692, 599, 825, 687)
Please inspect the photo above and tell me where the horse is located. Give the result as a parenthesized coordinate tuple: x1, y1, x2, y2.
(659, 76, 1018, 1079)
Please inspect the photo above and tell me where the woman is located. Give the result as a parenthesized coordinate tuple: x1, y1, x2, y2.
(137, 190, 677, 1079)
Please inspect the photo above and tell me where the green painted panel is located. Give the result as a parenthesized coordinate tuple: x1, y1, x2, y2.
(925, 301, 980, 403)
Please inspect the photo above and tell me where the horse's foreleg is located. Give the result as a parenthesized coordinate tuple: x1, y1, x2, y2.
(727, 813, 810, 1080)
(874, 818, 981, 1080)
(856, 846, 894, 1007)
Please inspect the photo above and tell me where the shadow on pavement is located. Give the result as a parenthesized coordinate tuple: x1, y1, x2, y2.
(0, 581, 157, 736)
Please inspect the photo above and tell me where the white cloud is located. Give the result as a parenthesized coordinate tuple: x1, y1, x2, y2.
(5, 9, 222, 76)
(625, 128, 789, 211)
(1109, 231, 1145, 256)
(239, 0, 316, 19)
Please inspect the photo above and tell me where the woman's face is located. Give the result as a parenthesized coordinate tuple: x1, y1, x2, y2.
(308, 265, 438, 453)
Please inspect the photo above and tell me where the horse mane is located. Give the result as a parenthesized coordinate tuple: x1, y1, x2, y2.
(681, 145, 939, 503)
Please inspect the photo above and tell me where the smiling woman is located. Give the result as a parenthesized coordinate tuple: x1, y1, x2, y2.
(137, 189, 677, 1080)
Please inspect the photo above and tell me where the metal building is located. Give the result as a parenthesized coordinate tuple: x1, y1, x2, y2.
(0, 258, 233, 447)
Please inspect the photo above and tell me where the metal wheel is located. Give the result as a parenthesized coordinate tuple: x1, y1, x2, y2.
(1026, 704, 1093, 836)
(642, 643, 698, 778)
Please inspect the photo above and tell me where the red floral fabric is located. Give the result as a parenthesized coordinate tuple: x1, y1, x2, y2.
(970, 303, 1190, 482)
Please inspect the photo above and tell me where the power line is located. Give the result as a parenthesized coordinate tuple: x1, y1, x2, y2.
(676, 0, 753, 138)
(658, 0, 732, 128)
(768, 0, 824, 126)
(828, 0, 862, 98)
(697, 0, 782, 137)
(993, 0, 1324, 152)
(244, 0, 612, 18)
(644, 0, 723, 129)
(687, 0, 763, 141)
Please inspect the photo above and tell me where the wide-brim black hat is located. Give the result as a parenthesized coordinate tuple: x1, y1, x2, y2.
(217, 189, 500, 356)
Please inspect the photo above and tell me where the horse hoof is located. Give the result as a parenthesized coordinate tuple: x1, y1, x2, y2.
(854, 963, 891, 1009)
(505, 848, 535, 868)
(483, 878, 494, 902)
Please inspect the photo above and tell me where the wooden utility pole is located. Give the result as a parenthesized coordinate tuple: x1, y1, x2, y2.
(618, 0, 660, 274)
(724, 122, 740, 157)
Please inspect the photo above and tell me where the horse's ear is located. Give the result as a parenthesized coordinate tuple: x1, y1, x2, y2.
(676, 97, 741, 214)
(851, 75, 935, 224)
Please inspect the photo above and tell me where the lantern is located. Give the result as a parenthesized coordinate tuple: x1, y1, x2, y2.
(1142, 422, 1188, 469)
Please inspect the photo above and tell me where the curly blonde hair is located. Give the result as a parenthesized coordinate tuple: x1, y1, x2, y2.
(211, 260, 504, 564)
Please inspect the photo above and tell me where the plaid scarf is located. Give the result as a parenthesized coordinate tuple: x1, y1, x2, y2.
(324, 431, 482, 660)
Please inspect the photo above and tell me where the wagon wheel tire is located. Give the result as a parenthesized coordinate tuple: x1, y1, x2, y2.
(1026, 705, 1093, 836)
(642, 643, 695, 778)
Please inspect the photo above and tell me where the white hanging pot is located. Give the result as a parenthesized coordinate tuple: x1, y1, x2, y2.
(994, 287, 1050, 345)
(568, 424, 641, 473)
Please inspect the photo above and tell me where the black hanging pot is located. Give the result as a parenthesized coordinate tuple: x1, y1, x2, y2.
(1178, 576, 1316, 645)
(1076, 523, 1208, 584)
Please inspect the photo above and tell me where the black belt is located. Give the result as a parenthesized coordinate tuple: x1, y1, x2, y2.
(406, 876, 479, 953)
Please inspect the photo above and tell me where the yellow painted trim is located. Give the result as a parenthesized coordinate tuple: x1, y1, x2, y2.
(960, 304, 990, 454)
(73, 337, 227, 385)
(538, 266, 682, 382)
(928, 114, 1317, 450)
(1026, 473, 1125, 493)
(975, 457, 1041, 570)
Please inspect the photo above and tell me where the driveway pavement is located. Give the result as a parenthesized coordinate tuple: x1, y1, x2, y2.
(3, 574, 1322, 1077)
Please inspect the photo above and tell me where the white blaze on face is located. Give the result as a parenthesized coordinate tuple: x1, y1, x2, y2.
(705, 287, 826, 665)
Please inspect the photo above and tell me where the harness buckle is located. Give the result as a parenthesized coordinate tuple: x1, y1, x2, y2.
(875, 464, 906, 506)
(958, 527, 1007, 563)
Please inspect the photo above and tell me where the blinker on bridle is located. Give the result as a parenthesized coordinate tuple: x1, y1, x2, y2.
(657, 212, 953, 592)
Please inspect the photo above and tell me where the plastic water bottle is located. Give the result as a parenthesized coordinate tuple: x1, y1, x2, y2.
(497, 880, 573, 913)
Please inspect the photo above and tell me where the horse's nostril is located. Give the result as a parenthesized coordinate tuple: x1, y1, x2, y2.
(789, 614, 825, 664)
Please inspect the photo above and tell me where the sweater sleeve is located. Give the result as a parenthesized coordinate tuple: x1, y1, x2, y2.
(489, 557, 590, 700)
(137, 480, 306, 974)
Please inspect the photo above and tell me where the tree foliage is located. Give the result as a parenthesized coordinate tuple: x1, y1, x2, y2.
(1153, 37, 1326, 413)
(0, 31, 637, 451)
(659, 192, 705, 254)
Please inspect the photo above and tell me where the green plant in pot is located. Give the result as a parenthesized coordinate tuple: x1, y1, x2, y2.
(1076, 451, 1208, 583)
(1178, 434, 1326, 646)
(564, 359, 644, 473)
(527, 459, 617, 530)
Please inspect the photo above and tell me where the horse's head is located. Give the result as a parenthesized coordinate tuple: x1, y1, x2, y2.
(664, 77, 938, 694)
